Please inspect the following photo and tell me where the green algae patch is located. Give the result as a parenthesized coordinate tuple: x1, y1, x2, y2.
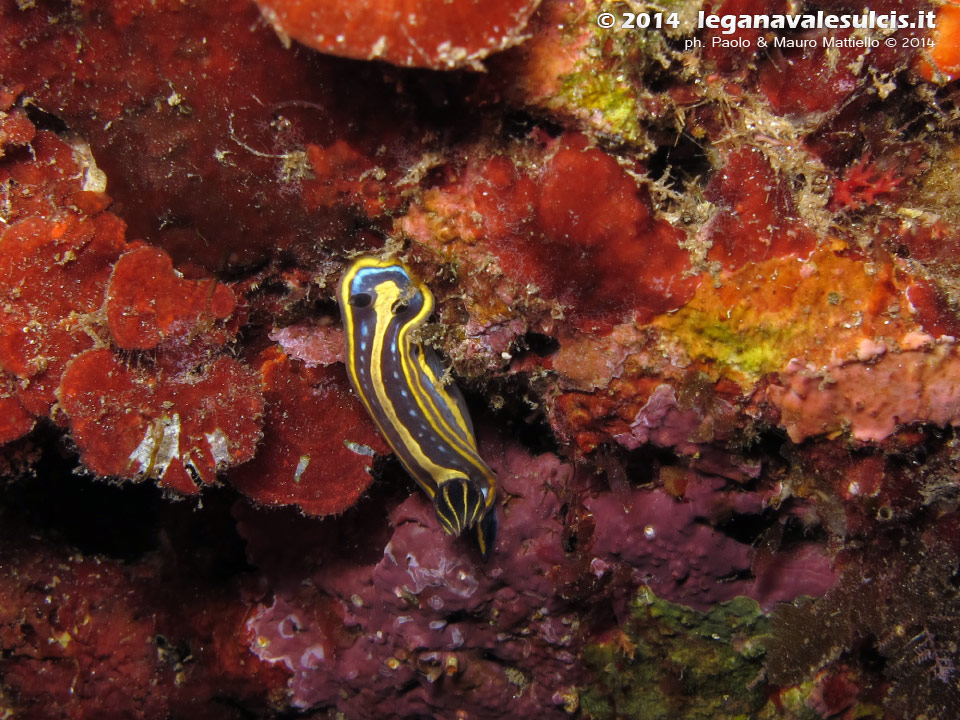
(579, 589, 771, 720)
(655, 248, 920, 384)
(659, 306, 794, 379)
(557, 69, 643, 146)
(543, 1, 704, 148)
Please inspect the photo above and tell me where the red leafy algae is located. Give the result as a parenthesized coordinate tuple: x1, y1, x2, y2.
(401, 132, 699, 334)
(58, 348, 263, 493)
(229, 346, 389, 515)
(0, 213, 128, 417)
(703, 145, 816, 269)
(0, 374, 33, 443)
(105, 246, 237, 351)
(254, 0, 542, 70)
(0, 0, 444, 270)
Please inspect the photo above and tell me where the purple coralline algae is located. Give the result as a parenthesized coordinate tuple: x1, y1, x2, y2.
(238, 436, 833, 716)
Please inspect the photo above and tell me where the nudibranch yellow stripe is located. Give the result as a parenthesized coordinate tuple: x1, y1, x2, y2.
(337, 256, 498, 556)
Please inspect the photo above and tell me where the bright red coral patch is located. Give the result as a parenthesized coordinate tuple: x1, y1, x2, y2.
(254, 0, 541, 69)
(704, 146, 816, 269)
(474, 135, 699, 330)
(105, 246, 237, 350)
(0, 214, 128, 417)
(229, 346, 388, 515)
(830, 154, 904, 211)
(0, 377, 33, 444)
(58, 349, 263, 493)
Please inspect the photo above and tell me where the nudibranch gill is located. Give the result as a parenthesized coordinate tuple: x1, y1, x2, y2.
(337, 256, 498, 556)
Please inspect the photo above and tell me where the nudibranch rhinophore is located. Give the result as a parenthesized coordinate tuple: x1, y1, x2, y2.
(337, 256, 498, 556)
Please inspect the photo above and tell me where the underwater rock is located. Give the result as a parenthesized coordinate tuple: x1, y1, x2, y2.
(768, 341, 960, 443)
(767, 528, 960, 720)
(238, 443, 590, 717)
(580, 590, 772, 720)
(0, 497, 289, 720)
(0, 532, 172, 720)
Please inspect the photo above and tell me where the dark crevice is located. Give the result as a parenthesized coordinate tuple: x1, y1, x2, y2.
(510, 331, 560, 359)
(217, 253, 272, 283)
(623, 444, 680, 487)
(443, 609, 470, 624)
(483, 386, 559, 457)
(645, 131, 711, 192)
(709, 506, 826, 550)
(711, 508, 778, 547)
(274, 704, 333, 720)
(948, 564, 960, 589)
(857, 638, 888, 675)
(0, 427, 254, 578)
(1, 429, 161, 561)
(501, 110, 564, 141)
(23, 104, 69, 134)
(715, 568, 754, 584)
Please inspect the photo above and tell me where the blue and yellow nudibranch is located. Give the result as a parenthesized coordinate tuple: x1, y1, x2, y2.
(338, 256, 498, 556)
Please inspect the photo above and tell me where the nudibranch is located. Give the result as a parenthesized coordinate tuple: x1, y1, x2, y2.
(337, 256, 498, 556)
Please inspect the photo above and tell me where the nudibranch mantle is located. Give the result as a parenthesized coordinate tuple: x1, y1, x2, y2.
(337, 256, 498, 556)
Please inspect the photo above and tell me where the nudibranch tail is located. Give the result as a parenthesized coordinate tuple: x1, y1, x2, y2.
(476, 503, 497, 557)
(338, 256, 498, 556)
(434, 476, 485, 535)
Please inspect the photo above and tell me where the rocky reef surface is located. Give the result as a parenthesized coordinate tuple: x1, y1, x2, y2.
(2, 0, 960, 718)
